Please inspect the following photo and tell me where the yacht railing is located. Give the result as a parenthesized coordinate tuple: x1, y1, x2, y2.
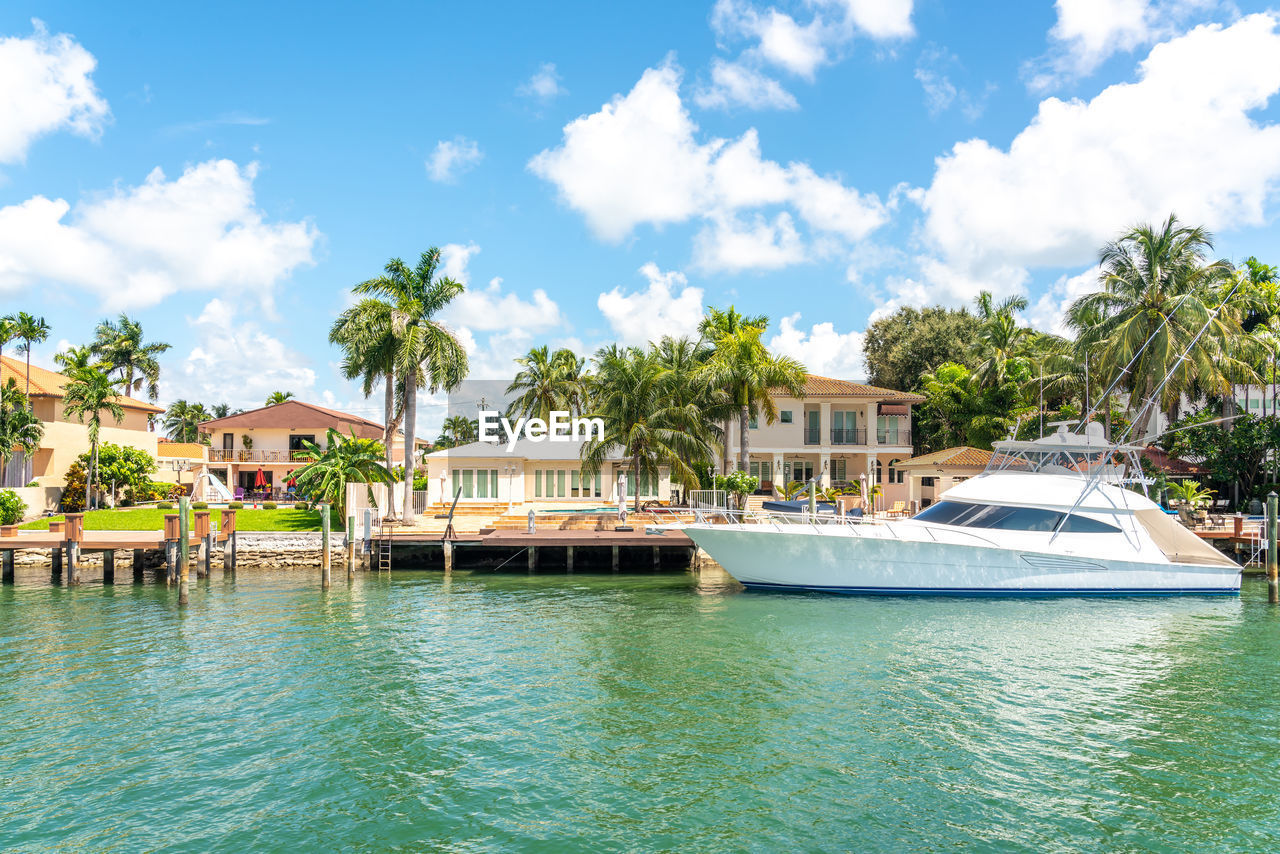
(683, 507, 1004, 548)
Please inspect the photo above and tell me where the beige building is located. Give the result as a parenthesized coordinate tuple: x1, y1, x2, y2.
(199, 400, 426, 497)
(722, 375, 925, 504)
(1, 354, 163, 489)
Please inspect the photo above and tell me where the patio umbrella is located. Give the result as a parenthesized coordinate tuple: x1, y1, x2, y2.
(255, 468, 267, 490)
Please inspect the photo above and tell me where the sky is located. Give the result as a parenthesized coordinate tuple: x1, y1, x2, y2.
(2, 0, 1280, 436)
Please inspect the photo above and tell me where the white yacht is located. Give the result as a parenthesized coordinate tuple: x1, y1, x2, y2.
(680, 423, 1241, 596)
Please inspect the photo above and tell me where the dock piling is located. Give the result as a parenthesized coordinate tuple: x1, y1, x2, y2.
(347, 516, 356, 580)
(612, 545, 619, 573)
(1, 549, 12, 584)
(51, 546, 62, 581)
(321, 504, 331, 589)
(194, 511, 211, 578)
(178, 497, 190, 606)
(566, 545, 574, 574)
(528, 545, 537, 573)
(102, 550, 115, 584)
(133, 549, 145, 580)
(163, 513, 179, 583)
(221, 510, 237, 573)
(443, 539, 453, 574)
(65, 513, 83, 585)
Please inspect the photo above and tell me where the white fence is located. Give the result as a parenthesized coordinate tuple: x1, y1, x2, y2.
(344, 483, 437, 518)
(689, 489, 728, 510)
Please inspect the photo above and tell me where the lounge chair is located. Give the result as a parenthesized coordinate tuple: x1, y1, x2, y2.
(886, 500, 907, 517)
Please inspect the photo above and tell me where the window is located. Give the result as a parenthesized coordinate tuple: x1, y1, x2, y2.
(875, 459, 883, 483)
(921, 477, 936, 487)
(831, 458, 846, 482)
(749, 412, 758, 429)
(780, 411, 793, 423)
(749, 460, 773, 482)
(913, 500, 1120, 533)
(534, 469, 542, 498)
(556, 469, 566, 497)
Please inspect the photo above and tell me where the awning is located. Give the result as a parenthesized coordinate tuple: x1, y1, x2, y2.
(878, 403, 909, 416)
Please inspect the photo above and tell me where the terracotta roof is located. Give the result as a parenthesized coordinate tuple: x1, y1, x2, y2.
(0, 354, 164, 413)
(798, 374, 926, 403)
(1142, 446, 1207, 477)
(198, 399, 387, 439)
(156, 442, 207, 460)
(898, 446, 993, 469)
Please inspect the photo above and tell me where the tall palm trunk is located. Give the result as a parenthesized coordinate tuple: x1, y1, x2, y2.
(722, 419, 731, 474)
(738, 403, 750, 472)
(632, 454, 642, 513)
(382, 371, 395, 486)
(24, 346, 32, 397)
(402, 371, 417, 524)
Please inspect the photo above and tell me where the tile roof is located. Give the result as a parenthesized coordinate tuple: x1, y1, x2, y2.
(798, 374, 926, 403)
(1141, 446, 1207, 476)
(156, 441, 207, 460)
(198, 399, 387, 438)
(0, 354, 164, 413)
(898, 446, 994, 469)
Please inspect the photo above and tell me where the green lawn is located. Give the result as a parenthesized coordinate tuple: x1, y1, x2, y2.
(20, 507, 323, 532)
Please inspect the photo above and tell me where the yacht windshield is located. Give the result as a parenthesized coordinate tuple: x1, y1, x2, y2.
(913, 501, 1120, 533)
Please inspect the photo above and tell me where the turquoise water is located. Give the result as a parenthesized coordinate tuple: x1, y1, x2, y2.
(2, 568, 1279, 851)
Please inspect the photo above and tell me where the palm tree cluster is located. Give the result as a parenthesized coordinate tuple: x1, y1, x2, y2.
(0, 379, 43, 482)
(89, 314, 171, 402)
(330, 248, 469, 523)
(911, 215, 1273, 481)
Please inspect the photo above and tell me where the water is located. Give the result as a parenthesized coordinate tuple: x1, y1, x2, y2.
(2, 568, 1280, 852)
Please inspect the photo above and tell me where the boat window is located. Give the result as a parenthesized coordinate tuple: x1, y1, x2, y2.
(914, 500, 1120, 533)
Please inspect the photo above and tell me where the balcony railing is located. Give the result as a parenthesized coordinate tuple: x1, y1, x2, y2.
(208, 449, 313, 463)
(803, 427, 822, 445)
(877, 430, 912, 446)
(830, 428, 867, 445)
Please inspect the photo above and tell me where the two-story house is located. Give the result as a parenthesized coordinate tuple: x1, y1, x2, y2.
(199, 400, 426, 496)
(722, 375, 924, 505)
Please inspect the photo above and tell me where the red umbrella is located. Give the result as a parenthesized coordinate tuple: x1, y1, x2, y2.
(255, 468, 267, 489)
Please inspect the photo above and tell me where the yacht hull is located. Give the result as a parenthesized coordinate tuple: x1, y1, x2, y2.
(684, 525, 1241, 596)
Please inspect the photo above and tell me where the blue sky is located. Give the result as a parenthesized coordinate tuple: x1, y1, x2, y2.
(2, 0, 1279, 435)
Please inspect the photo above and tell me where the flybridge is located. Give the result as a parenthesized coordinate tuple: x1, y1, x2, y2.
(477, 410, 606, 452)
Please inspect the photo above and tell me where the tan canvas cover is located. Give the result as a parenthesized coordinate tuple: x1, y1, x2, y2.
(1134, 509, 1239, 568)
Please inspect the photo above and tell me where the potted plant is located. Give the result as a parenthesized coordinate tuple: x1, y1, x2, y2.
(1166, 479, 1214, 526)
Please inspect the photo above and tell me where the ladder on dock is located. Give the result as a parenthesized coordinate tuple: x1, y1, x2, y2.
(377, 519, 393, 572)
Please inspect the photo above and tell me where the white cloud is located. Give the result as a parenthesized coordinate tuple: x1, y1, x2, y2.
(1027, 268, 1102, 336)
(1027, 0, 1216, 89)
(529, 61, 886, 267)
(919, 14, 1280, 301)
(694, 58, 799, 111)
(0, 158, 318, 308)
(426, 136, 482, 183)
(439, 242, 481, 283)
(913, 45, 993, 120)
(443, 277, 564, 332)
(0, 20, 109, 164)
(597, 263, 705, 346)
(179, 298, 317, 408)
(826, 0, 915, 41)
(517, 62, 565, 99)
(768, 314, 866, 380)
(693, 211, 806, 272)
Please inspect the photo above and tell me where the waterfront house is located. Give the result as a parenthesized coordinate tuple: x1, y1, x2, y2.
(0, 354, 163, 492)
(722, 375, 925, 505)
(199, 400, 427, 497)
(896, 446, 994, 510)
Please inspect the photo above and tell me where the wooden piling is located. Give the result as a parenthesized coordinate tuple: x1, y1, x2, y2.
(347, 516, 356, 580)
(65, 513, 84, 586)
(67, 541, 80, 585)
(528, 545, 537, 573)
(1, 549, 13, 584)
(102, 550, 115, 584)
(612, 545, 619, 573)
(164, 513, 179, 584)
(566, 545, 574, 574)
(221, 510, 237, 572)
(443, 540, 453, 574)
(194, 511, 211, 578)
(51, 546, 62, 579)
(321, 504, 331, 589)
(178, 497, 190, 606)
(133, 549, 145, 579)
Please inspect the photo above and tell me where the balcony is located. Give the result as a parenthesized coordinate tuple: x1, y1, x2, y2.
(803, 427, 822, 445)
(830, 428, 867, 445)
(877, 430, 912, 446)
(208, 449, 313, 463)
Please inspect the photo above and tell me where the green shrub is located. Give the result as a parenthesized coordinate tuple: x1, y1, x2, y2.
(228, 501, 244, 509)
(262, 501, 278, 510)
(192, 501, 208, 510)
(294, 501, 309, 511)
(157, 501, 174, 510)
(0, 490, 27, 526)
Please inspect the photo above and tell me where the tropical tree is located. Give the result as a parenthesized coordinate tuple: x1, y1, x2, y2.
(862, 305, 982, 392)
(290, 427, 393, 518)
(972, 292, 1034, 389)
(265, 391, 295, 406)
(436, 415, 478, 448)
(0, 379, 43, 479)
(699, 324, 806, 473)
(1068, 215, 1255, 441)
(506, 346, 588, 421)
(581, 345, 718, 512)
(54, 345, 106, 376)
(10, 312, 50, 397)
(331, 297, 404, 479)
(0, 316, 13, 438)
(89, 314, 171, 401)
(163, 400, 213, 443)
(652, 335, 725, 495)
(61, 367, 125, 510)
(698, 306, 768, 473)
(352, 249, 469, 524)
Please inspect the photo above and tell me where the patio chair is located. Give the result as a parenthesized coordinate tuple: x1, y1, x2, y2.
(233, 487, 245, 501)
(886, 500, 907, 517)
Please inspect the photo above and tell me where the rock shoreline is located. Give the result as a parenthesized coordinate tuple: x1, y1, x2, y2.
(9, 531, 348, 570)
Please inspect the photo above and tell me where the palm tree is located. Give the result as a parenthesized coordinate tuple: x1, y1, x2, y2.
(10, 312, 50, 397)
(698, 306, 768, 473)
(436, 415, 478, 448)
(0, 379, 43, 482)
(163, 400, 212, 443)
(54, 345, 106, 376)
(0, 316, 14, 439)
(290, 427, 393, 518)
(211, 403, 233, 418)
(353, 249, 469, 524)
(653, 335, 724, 496)
(331, 297, 405, 479)
(700, 325, 806, 473)
(582, 345, 718, 512)
(265, 391, 295, 406)
(1069, 215, 1255, 440)
(972, 292, 1033, 389)
(62, 367, 125, 511)
(90, 314, 171, 401)
(506, 346, 588, 421)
